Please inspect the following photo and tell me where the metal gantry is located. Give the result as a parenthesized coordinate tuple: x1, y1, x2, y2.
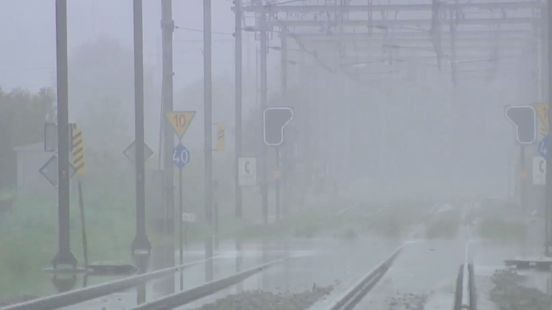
(242, 0, 543, 82)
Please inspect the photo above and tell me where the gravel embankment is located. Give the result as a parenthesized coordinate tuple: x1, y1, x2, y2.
(192, 286, 333, 310)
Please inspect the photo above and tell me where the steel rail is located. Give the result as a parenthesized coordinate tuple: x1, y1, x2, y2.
(1, 257, 219, 310)
(308, 246, 403, 310)
(454, 262, 477, 310)
(130, 258, 285, 310)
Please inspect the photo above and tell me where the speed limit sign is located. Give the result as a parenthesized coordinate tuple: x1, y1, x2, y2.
(173, 143, 191, 169)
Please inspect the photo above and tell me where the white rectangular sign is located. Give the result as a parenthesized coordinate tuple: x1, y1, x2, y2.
(181, 212, 197, 223)
(533, 156, 546, 185)
(239, 157, 257, 187)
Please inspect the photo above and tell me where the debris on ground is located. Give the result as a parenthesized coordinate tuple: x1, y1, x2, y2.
(192, 285, 333, 310)
(489, 269, 552, 310)
(385, 292, 428, 310)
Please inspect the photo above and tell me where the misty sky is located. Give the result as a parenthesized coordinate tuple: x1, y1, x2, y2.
(0, 0, 240, 91)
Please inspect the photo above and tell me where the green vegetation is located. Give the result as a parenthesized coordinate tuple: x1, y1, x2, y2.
(0, 189, 135, 299)
(477, 218, 527, 243)
(368, 201, 431, 239)
(425, 209, 461, 239)
(227, 199, 432, 241)
(0, 187, 15, 211)
(0, 158, 439, 301)
(474, 198, 527, 243)
(0, 195, 59, 299)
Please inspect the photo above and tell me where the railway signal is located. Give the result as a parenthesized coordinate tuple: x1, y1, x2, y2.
(505, 105, 536, 213)
(505, 106, 536, 144)
(263, 107, 294, 220)
(263, 107, 294, 146)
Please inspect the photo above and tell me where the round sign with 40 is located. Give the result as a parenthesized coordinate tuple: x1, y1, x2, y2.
(173, 143, 191, 169)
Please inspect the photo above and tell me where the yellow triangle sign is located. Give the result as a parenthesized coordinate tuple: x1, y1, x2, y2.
(166, 111, 195, 138)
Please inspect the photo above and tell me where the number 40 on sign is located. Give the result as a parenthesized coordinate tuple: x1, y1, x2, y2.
(173, 143, 191, 169)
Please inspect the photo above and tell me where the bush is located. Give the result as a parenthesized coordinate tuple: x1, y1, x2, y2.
(477, 218, 527, 243)
(425, 212, 460, 239)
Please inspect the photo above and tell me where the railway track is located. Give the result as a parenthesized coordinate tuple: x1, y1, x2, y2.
(308, 246, 403, 310)
(0, 256, 223, 310)
(2, 231, 477, 310)
(1, 245, 404, 310)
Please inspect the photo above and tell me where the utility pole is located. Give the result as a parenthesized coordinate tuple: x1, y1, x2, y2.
(234, 0, 243, 218)
(544, 0, 552, 256)
(204, 0, 214, 281)
(259, 2, 269, 225)
(131, 0, 151, 268)
(161, 0, 175, 272)
(155, 0, 176, 293)
(52, 0, 77, 269)
(161, 0, 175, 236)
(280, 29, 288, 217)
(234, 0, 244, 283)
(281, 30, 288, 101)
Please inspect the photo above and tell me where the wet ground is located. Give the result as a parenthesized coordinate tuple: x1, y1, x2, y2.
(53, 236, 400, 309)
(7, 205, 551, 310)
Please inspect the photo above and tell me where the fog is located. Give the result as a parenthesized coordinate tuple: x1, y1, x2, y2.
(0, 1, 549, 309)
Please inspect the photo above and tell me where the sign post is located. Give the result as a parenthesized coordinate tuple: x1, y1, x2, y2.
(166, 111, 194, 288)
(71, 128, 88, 268)
(533, 156, 547, 186)
(172, 142, 190, 285)
(216, 123, 225, 152)
(263, 107, 294, 221)
(505, 105, 536, 212)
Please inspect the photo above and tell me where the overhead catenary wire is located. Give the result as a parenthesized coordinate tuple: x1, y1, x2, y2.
(174, 25, 234, 36)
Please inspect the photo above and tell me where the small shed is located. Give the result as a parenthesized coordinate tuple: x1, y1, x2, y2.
(13, 143, 53, 194)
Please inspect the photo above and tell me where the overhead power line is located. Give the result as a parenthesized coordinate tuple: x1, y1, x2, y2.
(174, 25, 234, 36)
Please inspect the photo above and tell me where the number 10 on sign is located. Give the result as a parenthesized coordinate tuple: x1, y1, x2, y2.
(167, 111, 195, 139)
